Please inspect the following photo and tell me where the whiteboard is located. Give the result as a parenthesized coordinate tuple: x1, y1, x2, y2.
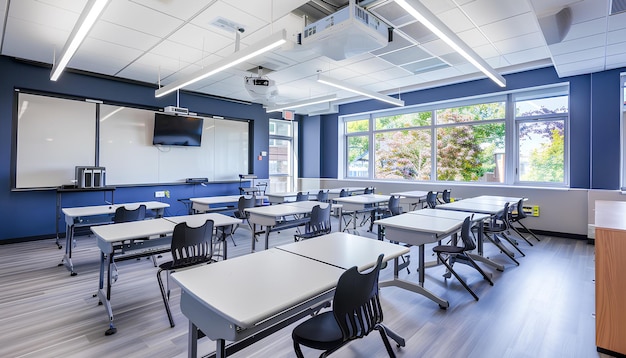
(15, 93, 250, 188)
(16, 93, 96, 188)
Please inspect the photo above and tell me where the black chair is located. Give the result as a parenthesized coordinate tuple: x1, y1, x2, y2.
(234, 195, 255, 229)
(441, 189, 452, 203)
(113, 204, 146, 223)
(426, 191, 438, 208)
(508, 198, 540, 243)
(294, 204, 332, 241)
(433, 216, 494, 301)
(371, 195, 402, 233)
(359, 187, 376, 227)
(292, 254, 405, 358)
(482, 202, 524, 265)
(157, 219, 216, 327)
(296, 191, 309, 201)
(338, 189, 355, 230)
(316, 190, 329, 203)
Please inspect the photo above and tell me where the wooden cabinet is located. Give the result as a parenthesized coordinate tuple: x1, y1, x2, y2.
(595, 200, 626, 356)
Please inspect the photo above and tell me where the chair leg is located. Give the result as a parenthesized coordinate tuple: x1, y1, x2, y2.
(293, 340, 305, 358)
(483, 233, 520, 266)
(462, 254, 494, 286)
(156, 269, 175, 327)
(375, 325, 397, 358)
(509, 224, 533, 246)
(500, 233, 526, 257)
(378, 323, 405, 347)
(517, 221, 541, 242)
(437, 252, 479, 301)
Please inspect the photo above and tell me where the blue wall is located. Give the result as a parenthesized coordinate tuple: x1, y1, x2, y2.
(304, 66, 626, 189)
(0, 56, 269, 241)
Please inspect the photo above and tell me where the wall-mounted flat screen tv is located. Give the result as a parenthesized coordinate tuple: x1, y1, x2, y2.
(153, 113, 203, 146)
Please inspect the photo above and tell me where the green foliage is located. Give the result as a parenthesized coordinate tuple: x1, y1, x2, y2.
(524, 129, 564, 182)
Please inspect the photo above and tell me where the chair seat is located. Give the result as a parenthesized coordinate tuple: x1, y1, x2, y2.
(432, 245, 464, 254)
(158, 257, 212, 272)
(292, 311, 344, 351)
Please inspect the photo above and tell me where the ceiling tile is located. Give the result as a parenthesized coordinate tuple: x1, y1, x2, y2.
(494, 32, 547, 55)
(556, 57, 606, 77)
(130, 0, 216, 20)
(437, 7, 475, 33)
(553, 47, 606, 64)
(549, 33, 606, 55)
(90, 21, 161, 53)
(190, 2, 267, 37)
(100, 1, 184, 38)
(480, 12, 540, 42)
(565, 18, 608, 41)
(503, 46, 552, 66)
(462, 0, 533, 26)
(379, 45, 432, 66)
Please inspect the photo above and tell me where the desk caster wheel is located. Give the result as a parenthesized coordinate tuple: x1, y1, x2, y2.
(439, 305, 448, 310)
(70, 272, 77, 277)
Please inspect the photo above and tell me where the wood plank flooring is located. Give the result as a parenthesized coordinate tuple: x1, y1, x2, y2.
(0, 217, 610, 358)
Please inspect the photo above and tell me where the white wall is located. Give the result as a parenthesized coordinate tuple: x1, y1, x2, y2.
(299, 178, 590, 237)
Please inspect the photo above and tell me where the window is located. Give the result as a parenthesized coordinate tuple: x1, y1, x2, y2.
(269, 119, 296, 192)
(514, 93, 568, 184)
(342, 85, 569, 186)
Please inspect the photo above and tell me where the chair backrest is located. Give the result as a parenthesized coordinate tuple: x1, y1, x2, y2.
(441, 189, 451, 203)
(113, 204, 146, 223)
(304, 204, 332, 237)
(332, 254, 385, 341)
(296, 191, 309, 201)
(236, 196, 255, 218)
(339, 189, 349, 197)
(514, 199, 526, 219)
(426, 191, 438, 209)
(316, 190, 329, 203)
(388, 195, 402, 216)
(363, 187, 375, 194)
(460, 216, 476, 251)
(170, 219, 215, 269)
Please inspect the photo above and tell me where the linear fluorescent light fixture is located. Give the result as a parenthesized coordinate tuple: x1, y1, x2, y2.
(266, 94, 337, 113)
(156, 30, 287, 98)
(394, 0, 506, 88)
(50, 0, 110, 81)
(317, 74, 404, 107)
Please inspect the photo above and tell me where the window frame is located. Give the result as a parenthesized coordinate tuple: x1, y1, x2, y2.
(340, 84, 570, 187)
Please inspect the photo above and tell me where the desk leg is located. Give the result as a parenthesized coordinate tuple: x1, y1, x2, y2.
(61, 224, 77, 276)
(188, 321, 199, 358)
(251, 224, 257, 252)
(96, 251, 117, 335)
(264, 226, 271, 250)
(216, 339, 226, 358)
(55, 191, 62, 249)
(379, 244, 449, 309)
(338, 207, 343, 232)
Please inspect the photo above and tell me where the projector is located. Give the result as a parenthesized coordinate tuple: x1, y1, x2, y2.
(164, 106, 189, 115)
(245, 76, 278, 100)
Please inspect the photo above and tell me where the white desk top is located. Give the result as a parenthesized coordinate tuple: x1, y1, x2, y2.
(461, 195, 523, 205)
(333, 194, 390, 205)
(436, 200, 504, 215)
(91, 218, 176, 243)
(165, 213, 242, 227)
(390, 190, 428, 198)
(189, 195, 242, 205)
(171, 248, 344, 328)
(277, 232, 409, 271)
(245, 201, 329, 217)
(265, 192, 300, 198)
(409, 208, 490, 221)
(374, 213, 462, 235)
(62, 201, 169, 217)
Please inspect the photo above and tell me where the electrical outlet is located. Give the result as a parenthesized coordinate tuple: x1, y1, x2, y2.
(155, 191, 165, 198)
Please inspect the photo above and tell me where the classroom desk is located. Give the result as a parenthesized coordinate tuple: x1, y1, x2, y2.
(332, 194, 390, 232)
(374, 213, 464, 308)
(55, 186, 116, 249)
(91, 213, 239, 336)
(244, 201, 331, 251)
(407, 208, 503, 271)
(189, 195, 241, 213)
(460, 195, 524, 207)
(265, 191, 318, 204)
(436, 199, 518, 264)
(60, 201, 169, 276)
(172, 232, 408, 358)
(390, 190, 429, 210)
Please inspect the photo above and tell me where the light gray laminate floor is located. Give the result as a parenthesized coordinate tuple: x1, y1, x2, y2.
(0, 216, 608, 358)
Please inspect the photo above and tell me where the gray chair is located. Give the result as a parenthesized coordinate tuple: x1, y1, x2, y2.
(291, 254, 405, 358)
(294, 204, 331, 241)
(426, 191, 438, 208)
(296, 191, 309, 202)
(113, 204, 146, 223)
(157, 219, 215, 327)
(433, 216, 494, 301)
(508, 198, 540, 243)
